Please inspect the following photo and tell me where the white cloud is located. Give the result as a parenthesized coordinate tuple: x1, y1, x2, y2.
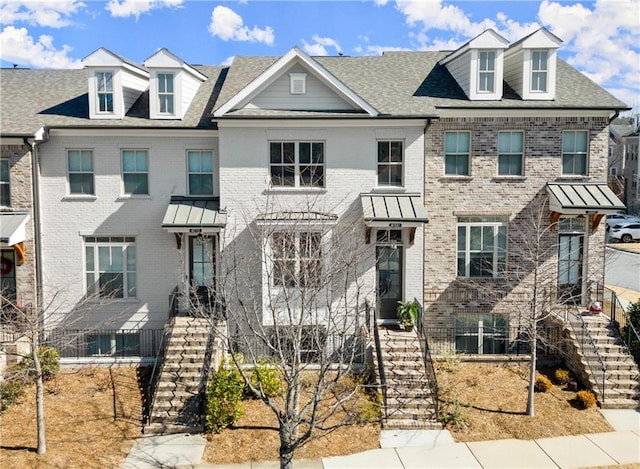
(105, 0, 183, 18)
(0, 25, 82, 68)
(0, 0, 85, 28)
(538, 0, 640, 106)
(302, 36, 342, 56)
(208, 5, 274, 45)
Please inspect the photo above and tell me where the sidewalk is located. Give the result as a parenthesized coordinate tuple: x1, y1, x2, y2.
(123, 409, 640, 469)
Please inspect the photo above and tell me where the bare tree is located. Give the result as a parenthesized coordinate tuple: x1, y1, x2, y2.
(194, 197, 376, 469)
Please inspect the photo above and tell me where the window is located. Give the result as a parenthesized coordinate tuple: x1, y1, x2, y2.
(187, 150, 214, 195)
(271, 231, 322, 288)
(88, 332, 140, 357)
(67, 150, 94, 195)
(270, 142, 324, 188)
(377, 141, 403, 186)
(454, 313, 507, 354)
(497, 131, 524, 176)
(557, 217, 585, 302)
(85, 236, 136, 299)
(478, 51, 496, 93)
(457, 216, 507, 278)
(158, 73, 174, 114)
(1, 249, 16, 302)
(96, 72, 113, 113)
(122, 150, 149, 195)
(1, 159, 9, 206)
(562, 131, 588, 175)
(531, 50, 548, 92)
(269, 326, 326, 363)
(445, 131, 470, 176)
(289, 73, 306, 94)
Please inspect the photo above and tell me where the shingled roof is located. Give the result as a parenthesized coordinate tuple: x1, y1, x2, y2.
(0, 49, 628, 135)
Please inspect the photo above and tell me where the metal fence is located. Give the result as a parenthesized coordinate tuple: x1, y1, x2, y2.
(43, 329, 164, 358)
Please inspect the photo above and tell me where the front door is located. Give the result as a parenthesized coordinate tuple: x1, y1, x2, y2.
(557, 218, 585, 304)
(189, 235, 216, 310)
(376, 230, 403, 322)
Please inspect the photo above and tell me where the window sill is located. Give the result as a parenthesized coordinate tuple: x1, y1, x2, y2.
(439, 176, 472, 181)
(492, 176, 526, 182)
(86, 297, 140, 305)
(62, 195, 97, 202)
(555, 175, 591, 181)
(265, 187, 327, 194)
(116, 195, 152, 201)
(372, 186, 406, 193)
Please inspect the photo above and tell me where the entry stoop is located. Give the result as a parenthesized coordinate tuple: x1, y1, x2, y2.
(374, 327, 441, 430)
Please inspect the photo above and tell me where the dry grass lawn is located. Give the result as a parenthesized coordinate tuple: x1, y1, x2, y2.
(0, 360, 630, 468)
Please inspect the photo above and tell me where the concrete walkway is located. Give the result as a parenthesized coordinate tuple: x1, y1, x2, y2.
(123, 410, 640, 469)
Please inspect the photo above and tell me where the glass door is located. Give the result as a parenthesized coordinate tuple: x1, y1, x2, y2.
(376, 230, 403, 321)
(189, 235, 216, 310)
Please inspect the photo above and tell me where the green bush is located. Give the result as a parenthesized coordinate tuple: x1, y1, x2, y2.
(20, 346, 60, 382)
(575, 390, 596, 409)
(205, 361, 245, 433)
(554, 368, 571, 385)
(534, 375, 552, 393)
(0, 380, 24, 413)
(248, 360, 283, 398)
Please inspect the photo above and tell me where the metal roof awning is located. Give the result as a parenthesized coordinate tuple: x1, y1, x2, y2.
(0, 212, 29, 246)
(360, 193, 428, 228)
(161, 196, 226, 233)
(546, 182, 625, 215)
(256, 211, 338, 225)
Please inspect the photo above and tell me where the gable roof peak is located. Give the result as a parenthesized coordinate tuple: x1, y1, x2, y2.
(439, 28, 509, 65)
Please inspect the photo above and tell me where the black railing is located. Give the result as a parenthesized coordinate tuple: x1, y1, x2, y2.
(416, 299, 438, 419)
(371, 304, 388, 420)
(43, 328, 163, 358)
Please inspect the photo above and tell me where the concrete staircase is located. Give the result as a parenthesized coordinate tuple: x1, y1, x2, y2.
(144, 315, 211, 434)
(571, 313, 640, 409)
(375, 327, 441, 429)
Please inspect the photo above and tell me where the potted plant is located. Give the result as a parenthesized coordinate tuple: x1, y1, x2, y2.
(397, 300, 419, 331)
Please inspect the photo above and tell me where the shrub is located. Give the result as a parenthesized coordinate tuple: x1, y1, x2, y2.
(205, 361, 245, 433)
(19, 346, 60, 382)
(248, 360, 283, 398)
(554, 368, 571, 385)
(534, 375, 553, 393)
(438, 398, 470, 429)
(0, 380, 24, 413)
(575, 390, 596, 409)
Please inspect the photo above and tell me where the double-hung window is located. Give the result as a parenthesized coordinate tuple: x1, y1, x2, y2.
(562, 131, 588, 176)
(1, 159, 9, 206)
(85, 236, 136, 299)
(96, 72, 114, 113)
(444, 131, 470, 176)
(531, 50, 548, 92)
(187, 150, 214, 195)
(457, 216, 507, 278)
(270, 142, 324, 188)
(377, 141, 403, 186)
(68, 150, 94, 195)
(271, 231, 322, 288)
(122, 150, 149, 195)
(478, 51, 496, 93)
(158, 73, 174, 114)
(497, 131, 524, 176)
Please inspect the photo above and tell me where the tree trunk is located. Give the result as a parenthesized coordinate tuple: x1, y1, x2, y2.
(33, 346, 47, 454)
(278, 427, 295, 469)
(526, 327, 537, 417)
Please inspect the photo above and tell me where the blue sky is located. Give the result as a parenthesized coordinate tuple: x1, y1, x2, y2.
(1, 0, 638, 109)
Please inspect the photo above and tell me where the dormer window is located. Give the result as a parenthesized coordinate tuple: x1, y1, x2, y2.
(290, 73, 306, 95)
(531, 50, 548, 92)
(158, 73, 174, 114)
(478, 51, 496, 93)
(97, 71, 114, 113)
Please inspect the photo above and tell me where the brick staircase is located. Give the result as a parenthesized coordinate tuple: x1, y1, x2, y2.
(570, 313, 640, 409)
(374, 327, 441, 429)
(144, 315, 211, 434)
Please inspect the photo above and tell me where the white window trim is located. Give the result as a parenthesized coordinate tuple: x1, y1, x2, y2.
(67, 149, 95, 196)
(186, 150, 215, 196)
(377, 140, 405, 188)
(444, 131, 471, 177)
(477, 50, 496, 94)
(497, 131, 525, 177)
(84, 236, 137, 300)
(561, 130, 590, 176)
(121, 149, 150, 197)
(530, 50, 549, 93)
(457, 217, 508, 278)
(269, 141, 325, 189)
(157, 72, 175, 115)
(289, 73, 307, 95)
(88, 69, 123, 119)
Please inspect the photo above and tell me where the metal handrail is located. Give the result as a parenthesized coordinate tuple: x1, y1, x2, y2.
(371, 303, 388, 421)
(566, 306, 608, 404)
(416, 299, 439, 419)
(144, 286, 179, 426)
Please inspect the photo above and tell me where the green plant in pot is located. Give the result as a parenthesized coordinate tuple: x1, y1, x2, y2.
(397, 300, 419, 331)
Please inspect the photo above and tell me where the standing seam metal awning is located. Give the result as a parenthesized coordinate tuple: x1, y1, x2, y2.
(360, 193, 428, 226)
(0, 212, 30, 245)
(546, 182, 625, 215)
(161, 197, 226, 233)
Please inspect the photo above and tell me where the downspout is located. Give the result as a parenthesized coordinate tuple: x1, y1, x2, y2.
(608, 110, 620, 124)
(23, 126, 49, 313)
